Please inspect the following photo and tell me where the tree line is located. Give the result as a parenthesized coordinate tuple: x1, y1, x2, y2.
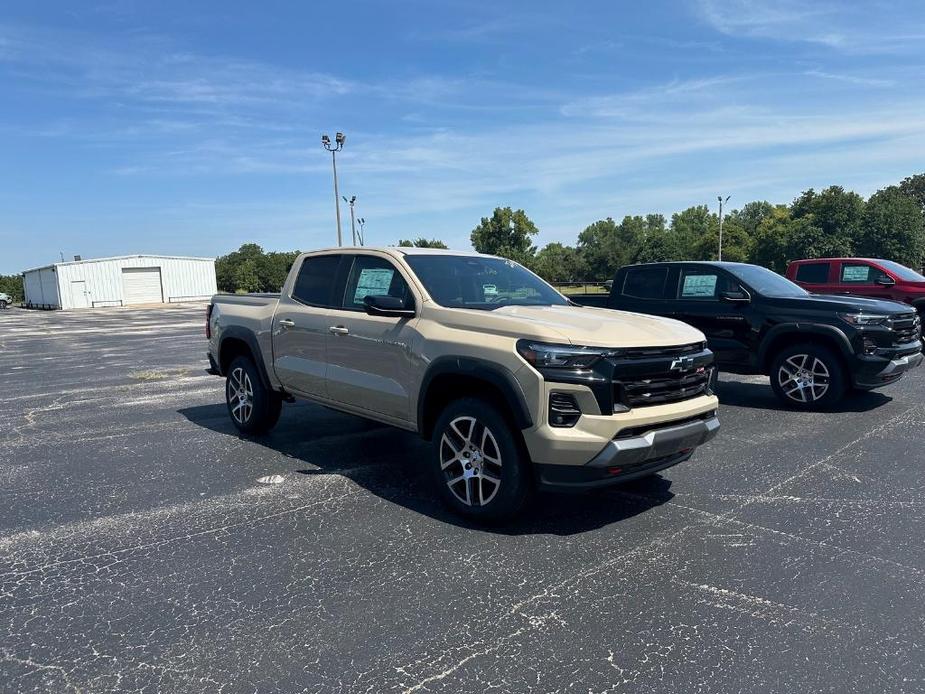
(212, 172, 924, 293)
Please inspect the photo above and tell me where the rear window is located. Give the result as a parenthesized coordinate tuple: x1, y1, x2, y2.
(622, 267, 668, 300)
(795, 262, 830, 284)
(292, 254, 341, 306)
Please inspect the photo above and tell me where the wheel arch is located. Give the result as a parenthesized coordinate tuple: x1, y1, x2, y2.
(418, 357, 533, 441)
(218, 327, 273, 392)
(759, 324, 852, 374)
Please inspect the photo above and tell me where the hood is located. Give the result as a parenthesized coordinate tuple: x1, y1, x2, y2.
(430, 304, 705, 348)
(776, 293, 914, 315)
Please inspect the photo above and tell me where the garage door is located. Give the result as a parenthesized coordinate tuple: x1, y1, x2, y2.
(122, 267, 163, 305)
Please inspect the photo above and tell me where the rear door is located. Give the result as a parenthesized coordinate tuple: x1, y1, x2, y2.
(791, 261, 832, 293)
(610, 265, 673, 317)
(834, 260, 894, 300)
(664, 266, 754, 366)
(324, 253, 420, 422)
(272, 253, 344, 398)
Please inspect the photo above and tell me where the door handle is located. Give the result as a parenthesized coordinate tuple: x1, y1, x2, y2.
(278, 319, 295, 329)
(329, 326, 349, 335)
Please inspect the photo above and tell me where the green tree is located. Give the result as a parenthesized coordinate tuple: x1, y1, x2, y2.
(470, 207, 538, 263)
(232, 259, 261, 294)
(670, 205, 713, 259)
(693, 218, 752, 262)
(0, 274, 24, 302)
(857, 186, 925, 268)
(898, 173, 925, 215)
(576, 218, 620, 280)
(530, 243, 585, 283)
(729, 201, 775, 236)
(398, 238, 449, 249)
(791, 186, 863, 253)
(750, 206, 796, 273)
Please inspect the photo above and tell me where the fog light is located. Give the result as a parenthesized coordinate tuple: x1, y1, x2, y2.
(549, 392, 581, 428)
(863, 338, 878, 355)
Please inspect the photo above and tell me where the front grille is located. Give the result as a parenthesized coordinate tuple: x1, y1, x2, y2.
(890, 313, 921, 345)
(610, 343, 713, 411)
(619, 371, 711, 407)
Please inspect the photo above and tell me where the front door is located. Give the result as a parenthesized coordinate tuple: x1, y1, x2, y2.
(71, 281, 90, 309)
(325, 253, 419, 422)
(666, 266, 754, 367)
(834, 261, 895, 300)
(272, 253, 343, 398)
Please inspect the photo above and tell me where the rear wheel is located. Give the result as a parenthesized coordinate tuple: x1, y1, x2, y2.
(0, 300, 7, 309)
(225, 356, 282, 435)
(431, 398, 531, 521)
(770, 343, 845, 409)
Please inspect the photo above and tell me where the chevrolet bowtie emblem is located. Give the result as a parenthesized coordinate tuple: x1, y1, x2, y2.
(669, 356, 695, 372)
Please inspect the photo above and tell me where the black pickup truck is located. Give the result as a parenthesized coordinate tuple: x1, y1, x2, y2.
(574, 261, 922, 408)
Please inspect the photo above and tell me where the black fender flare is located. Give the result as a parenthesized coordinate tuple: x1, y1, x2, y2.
(218, 326, 274, 392)
(418, 356, 533, 437)
(758, 323, 853, 369)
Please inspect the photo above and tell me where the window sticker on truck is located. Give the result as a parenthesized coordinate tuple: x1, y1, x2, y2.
(681, 274, 717, 298)
(353, 268, 395, 304)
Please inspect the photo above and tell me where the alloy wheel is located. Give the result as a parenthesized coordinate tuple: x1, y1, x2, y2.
(778, 353, 830, 403)
(228, 367, 254, 424)
(439, 416, 503, 506)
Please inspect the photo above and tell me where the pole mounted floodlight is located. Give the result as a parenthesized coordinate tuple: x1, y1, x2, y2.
(717, 195, 731, 261)
(322, 132, 346, 246)
(343, 195, 358, 246)
(357, 217, 366, 246)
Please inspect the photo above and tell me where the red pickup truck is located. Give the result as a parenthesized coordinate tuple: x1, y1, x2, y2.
(786, 258, 925, 315)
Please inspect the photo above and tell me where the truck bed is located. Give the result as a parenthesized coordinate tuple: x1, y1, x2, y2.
(568, 293, 610, 308)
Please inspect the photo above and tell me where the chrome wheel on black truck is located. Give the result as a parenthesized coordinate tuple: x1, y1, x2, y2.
(225, 356, 282, 435)
(770, 343, 845, 409)
(431, 398, 530, 521)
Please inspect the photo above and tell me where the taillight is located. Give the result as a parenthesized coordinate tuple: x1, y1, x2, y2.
(205, 304, 213, 339)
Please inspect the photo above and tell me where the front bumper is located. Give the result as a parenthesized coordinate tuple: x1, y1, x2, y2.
(536, 413, 719, 490)
(853, 343, 923, 389)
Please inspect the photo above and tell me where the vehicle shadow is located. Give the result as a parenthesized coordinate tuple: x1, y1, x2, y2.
(178, 402, 676, 537)
(714, 378, 891, 412)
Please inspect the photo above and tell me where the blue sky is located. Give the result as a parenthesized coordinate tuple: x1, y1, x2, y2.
(1, 1, 924, 273)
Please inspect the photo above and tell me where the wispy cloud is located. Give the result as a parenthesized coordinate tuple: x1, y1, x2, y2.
(695, 0, 925, 53)
(804, 70, 895, 88)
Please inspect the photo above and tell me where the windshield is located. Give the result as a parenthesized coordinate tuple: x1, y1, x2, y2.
(403, 255, 568, 310)
(727, 264, 809, 297)
(879, 260, 925, 282)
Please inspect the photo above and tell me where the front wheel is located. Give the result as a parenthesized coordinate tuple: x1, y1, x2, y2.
(431, 398, 531, 521)
(0, 300, 7, 310)
(225, 356, 282, 435)
(769, 343, 846, 409)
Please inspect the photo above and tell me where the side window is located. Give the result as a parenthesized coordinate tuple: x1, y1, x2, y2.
(795, 262, 830, 284)
(292, 254, 342, 306)
(341, 255, 412, 310)
(622, 267, 668, 300)
(679, 270, 721, 300)
(841, 263, 873, 284)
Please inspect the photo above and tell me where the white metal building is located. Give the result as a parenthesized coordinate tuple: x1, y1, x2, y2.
(22, 255, 217, 310)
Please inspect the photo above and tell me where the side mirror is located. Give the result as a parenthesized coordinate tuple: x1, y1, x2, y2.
(875, 275, 896, 286)
(363, 295, 415, 318)
(719, 290, 750, 304)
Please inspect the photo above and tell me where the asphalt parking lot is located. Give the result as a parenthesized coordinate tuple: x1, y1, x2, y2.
(1, 304, 924, 693)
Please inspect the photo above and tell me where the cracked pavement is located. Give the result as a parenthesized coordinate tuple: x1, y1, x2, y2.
(1, 305, 924, 693)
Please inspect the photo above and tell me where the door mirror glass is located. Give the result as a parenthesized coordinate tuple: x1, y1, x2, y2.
(363, 294, 415, 317)
(875, 275, 896, 286)
(719, 289, 750, 304)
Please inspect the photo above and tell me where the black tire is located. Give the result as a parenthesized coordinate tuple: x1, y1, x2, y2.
(225, 355, 282, 435)
(0, 300, 7, 310)
(431, 397, 531, 521)
(769, 343, 846, 409)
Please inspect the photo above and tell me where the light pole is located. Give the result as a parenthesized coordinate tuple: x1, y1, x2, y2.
(717, 195, 730, 261)
(356, 217, 366, 246)
(342, 195, 357, 245)
(322, 132, 346, 246)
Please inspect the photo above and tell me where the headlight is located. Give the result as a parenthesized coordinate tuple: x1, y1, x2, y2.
(516, 340, 607, 369)
(837, 313, 889, 327)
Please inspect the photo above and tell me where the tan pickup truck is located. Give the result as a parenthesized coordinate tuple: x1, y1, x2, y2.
(207, 247, 719, 519)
